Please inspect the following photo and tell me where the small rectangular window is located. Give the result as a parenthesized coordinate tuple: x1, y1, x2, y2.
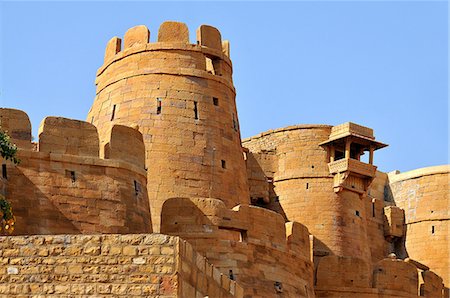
(239, 230, 247, 242)
(2, 164, 7, 179)
(232, 114, 238, 132)
(194, 101, 198, 120)
(221, 160, 226, 169)
(355, 210, 360, 217)
(111, 105, 116, 121)
(306, 183, 309, 190)
(213, 97, 219, 106)
(156, 98, 162, 115)
(372, 202, 376, 217)
(66, 170, 76, 183)
(432, 225, 435, 234)
(134, 180, 140, 196)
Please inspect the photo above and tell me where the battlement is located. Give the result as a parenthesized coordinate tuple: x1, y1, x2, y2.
(0, 108, 151, 235)
(160, 197, 314, 296)
(98, 21, 231, 78)
(0, 109, 146, 170)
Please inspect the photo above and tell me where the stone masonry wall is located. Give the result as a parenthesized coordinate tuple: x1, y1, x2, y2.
(1, 108, 152, 235)
(0, 234, 241, 297)
(161, 197, 314, 297)
(88, 21, 250, 232)
(389, 165, 450, 286)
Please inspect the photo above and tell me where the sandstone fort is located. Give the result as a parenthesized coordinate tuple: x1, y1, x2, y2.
(0, 21, 448, 297)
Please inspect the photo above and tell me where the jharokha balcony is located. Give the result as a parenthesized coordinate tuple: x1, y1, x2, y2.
(328, 158, 377, 178)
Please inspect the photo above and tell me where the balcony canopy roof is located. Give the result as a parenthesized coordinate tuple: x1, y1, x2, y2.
(319, 122, 388, 150)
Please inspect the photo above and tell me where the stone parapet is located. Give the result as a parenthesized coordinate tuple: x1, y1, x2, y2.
(0, 234, 241, 297)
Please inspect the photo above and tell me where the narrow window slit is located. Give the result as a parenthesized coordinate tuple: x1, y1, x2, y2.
(306, 183, 309, 190)
(431, 226, 435, 234)
(232, 114, 238, 131)
(239, 230, 247, 242)
(156, 98, 162, 115)
(194, 101, 198, 120)
(110, 105, 116, 121)
(2, 164, 7, 179)
(134, 180, 140, 196)
(221, 160, 226, 169)
(372, 201, 376, 217)
(213, 97, 219, 106)
(229, 270, 234, 281)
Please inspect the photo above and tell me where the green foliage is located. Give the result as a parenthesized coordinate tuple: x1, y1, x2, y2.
(0, 130, 19, 164)
(0, 195, 15, 234)
(0, 130, 18, 234)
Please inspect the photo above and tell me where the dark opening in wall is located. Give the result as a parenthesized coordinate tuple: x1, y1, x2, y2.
(221, 160, 226, 169)
(372, 201, 376, 217)
(274, 196, 279, 202)
(213, 97, 219, 106)
(2, 164, 7, 179)
(212, 58, 223, 76)
(66, 170, 76, 183)
(432, 225, 435, 234)
(134, 180, 142, 196)
(274, 282, 283, 293)
(306, 183, 309, 190)
(111, 105, 116, 121)
(229, 270, 234, 281)
(355, 210, 360, 217)
(156, 98, 162, 115)
(194, 101, 198, 120)
(232, 114, 238, 131)
(239, 230, 248, 242)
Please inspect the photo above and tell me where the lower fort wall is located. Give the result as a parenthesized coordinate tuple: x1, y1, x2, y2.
(0, 234, 241, 297)
(160, 197, 314, 297)
(7, 150, 151, 235)
(0, 108, 152, 235)
(388, 165, 450, 287)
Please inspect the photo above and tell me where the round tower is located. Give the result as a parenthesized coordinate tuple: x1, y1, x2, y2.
(87, 21, 249, 231)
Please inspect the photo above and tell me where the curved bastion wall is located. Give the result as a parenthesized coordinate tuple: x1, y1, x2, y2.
(388, 165, 450, 286)
(0, 108, 152, 234)
(160, 197, 315, 297)
(87, 21, 249, 232)
(243, 125, 377, 261)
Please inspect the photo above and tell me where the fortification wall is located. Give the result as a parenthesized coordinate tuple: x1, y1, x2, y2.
(314, 256, 444, 297)
(0, 108, 152, 235)
(243, 125, 381, 262)
(364, 171, 392, 263)
(388, 165, 450, 286)
(160, 197, 314, 297)
(87, 22, 249, 232)
(0, 234, 242, 298)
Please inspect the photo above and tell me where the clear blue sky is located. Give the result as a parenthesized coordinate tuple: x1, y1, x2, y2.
(0, 1, 448, 173)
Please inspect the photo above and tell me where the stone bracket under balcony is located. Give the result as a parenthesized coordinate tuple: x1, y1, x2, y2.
(328, 158, 377, 194)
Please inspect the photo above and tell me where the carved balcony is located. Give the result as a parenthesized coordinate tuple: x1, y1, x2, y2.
(328, 158, 377, 178)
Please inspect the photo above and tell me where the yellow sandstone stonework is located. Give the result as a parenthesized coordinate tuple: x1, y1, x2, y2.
(0, 21, 448, 298)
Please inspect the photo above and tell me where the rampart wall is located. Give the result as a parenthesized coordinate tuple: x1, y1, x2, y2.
(242, 125, 389, 262)
(0, 108, 152, 235)
(160, 197, 314, 297)
(88, 22, 249, 232)
(0, 234, 242, 297)
(388, 165, 450, 286)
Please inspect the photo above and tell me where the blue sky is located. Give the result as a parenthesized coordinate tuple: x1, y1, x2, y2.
(0, 1, 448, 173)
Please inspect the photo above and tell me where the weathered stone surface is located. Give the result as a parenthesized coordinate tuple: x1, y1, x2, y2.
(1, 21, 448, 298)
